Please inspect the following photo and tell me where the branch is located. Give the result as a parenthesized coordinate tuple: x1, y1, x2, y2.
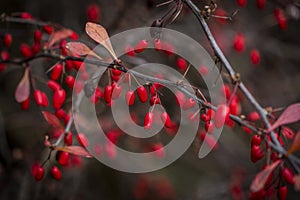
(183, 0, 300, 172)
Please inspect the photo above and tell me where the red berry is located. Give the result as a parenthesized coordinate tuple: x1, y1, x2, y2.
(137, 86, 148, 103)
(237, 0, 247, 7)
(65, 75, 75, 88)
(56, 151, 69, 166)
(207, 108, 215, 119)
(104, 85, 112, 104)
(176, 57, 187, 71)
(87, 3, 101, 22)
(3, 33, 12, 47)
(43, 25, 54, 34)
(1, 51, 9, 61)
(222, 84, 231, 100)
(34, 90, 43, 106)
(20, 12, 33, 19)
(126, 90, 135, 106)
(256, 0, 266, 9)
(215, 104, 230, 128)
(112, 83, 122, 99)
(229, 95, 240, 115)
(31, 42, 40, 54)
(69, 32, 78, 40)
(251, 145, 264, 163)
(47, 80, 60, 91)
(50, 166, 62, 180)
(77, 133, 89, 147)
(162, 42, 174, 56)
(52, 89, 66, 109)
(64, 132, 73, 146)
(251, 135, 262, 146)
(154, 39, 162, 51)
(281, 167, 295, 185)
(41, 92, 49, 107)
(233, 33, 245, 52)
(134, 40, 148, 53)
(201, 113, 210, 122)
(250, 189, 267, 200)
(152, 143, 165, 158)
(74, 80, 83, 94)
(205, 121, 214, 133)
(175, 91, 186, 106)
(248, 111, 260, 121)
(33, 165, 45, 181)
(199, 66, 208, 75)
(125, 45, 135, 56)
(51, 64, 63, 81)
(20, 97, 30, 110)
(144, 112, 154, 130)
(277, 16, 287, 30)
(161, 111, 172, 128)
(149, 95, 160, 106)
(215, 9, 227, 24)
(277, 185, 288, 200)
(34, 30, 43, 43)
(20, 43, 32, 58)
(182, 98, 196, 110)
(112, 68, 122, 76)
(55, 108, 66, 119)
(250, 49, 260, 65)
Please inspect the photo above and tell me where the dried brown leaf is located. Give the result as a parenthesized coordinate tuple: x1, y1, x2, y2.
(42, 111, 63, 130)
(268, 103, 300, 132)
(15, 68, 30, 103)
(55, 146, 92, 158)
(48, 29, 73, 47)
(250, 160, 281, 192)
(65, 42, 102, 60)
(287, 130, 300, 155)
(85, 22, 117, 60)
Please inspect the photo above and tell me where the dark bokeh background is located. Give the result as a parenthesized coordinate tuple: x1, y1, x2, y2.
(0, 0, 300, 199)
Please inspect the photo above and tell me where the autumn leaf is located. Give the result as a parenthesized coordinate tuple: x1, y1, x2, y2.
(287, 130, 300, 155)
(42, 111, 63, 130)
(55, 146, 92, 158)
(250, 160, 281, 192)
(48, 29, 73, 47)
(15, 68, 30, 103)
(85, 22, 117, 60)
(65, 42, 102, 60)
(268, 103, 300, 132)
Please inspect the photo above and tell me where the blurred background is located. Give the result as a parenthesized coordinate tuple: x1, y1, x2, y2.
(0, 0, 300, 199)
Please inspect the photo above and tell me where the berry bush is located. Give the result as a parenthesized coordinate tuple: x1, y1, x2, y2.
(1, 0, 300, 199)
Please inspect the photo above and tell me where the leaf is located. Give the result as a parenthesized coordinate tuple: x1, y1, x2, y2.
(42, 111, 63, 130)
(250, 160, 281, 192)
(85, 22, 117, 60)
(287, 130, 300, 155)
(294, 175, 300, 191)
(15, 68, 30, 103)
(48, 29, 73, 47)
(55, 146, 92, 158)
(65, 42, 102, 60)
(268, 103, 300, 132)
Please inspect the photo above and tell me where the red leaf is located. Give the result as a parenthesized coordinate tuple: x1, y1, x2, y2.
(42, 111, 63, 130)
(268, 103, 300, 132)
(287, 130, 300, 155)
(15, 68, 30, 103)
(55, 146, 92, 158)
(85, 22, 117, 60)
(250, 160, 281, 192)
(294, 175, 300, 191)
(48, 29, 73, 47)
